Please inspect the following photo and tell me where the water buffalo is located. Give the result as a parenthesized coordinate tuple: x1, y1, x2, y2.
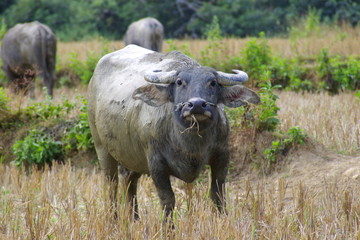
(1, 21, 56, 97)
(124, 17, 164, 52)
(88, 45, 260, 219)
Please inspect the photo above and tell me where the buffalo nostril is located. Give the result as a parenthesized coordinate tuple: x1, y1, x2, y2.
(188, 102, 193, 108)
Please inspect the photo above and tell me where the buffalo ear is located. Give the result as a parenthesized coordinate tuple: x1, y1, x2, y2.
(133, 84, 171, 107)
(220, 85, 260, 108)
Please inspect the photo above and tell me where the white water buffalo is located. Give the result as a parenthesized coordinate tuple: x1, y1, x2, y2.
(1, 21, 56, 97)
(88, 45, 260, 219)
(124, 17, 164, 52)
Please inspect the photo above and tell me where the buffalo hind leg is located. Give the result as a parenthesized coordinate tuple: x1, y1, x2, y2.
(119, 167, 141, 220)
(209, 151, 229, 213)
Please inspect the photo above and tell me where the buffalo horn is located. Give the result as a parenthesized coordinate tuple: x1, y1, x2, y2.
(144, 70, 178, 84)
(217, 69, 248, 85)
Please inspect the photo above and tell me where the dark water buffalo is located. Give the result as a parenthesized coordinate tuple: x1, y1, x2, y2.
(1, 21, 56, 97)
(124, 17, 164, 52)
(88, 45, 260, 219)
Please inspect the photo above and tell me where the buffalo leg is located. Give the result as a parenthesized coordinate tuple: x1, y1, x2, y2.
(149, 155, 175, 218)
(119, 167, 141, 220)
(97, 149, 119, 215)
(209, 151, 229, 213)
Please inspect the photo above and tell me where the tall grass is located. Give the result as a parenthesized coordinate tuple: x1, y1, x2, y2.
(57, 23, 360, 63)
(277, 91, 360, 154)
(0, 163, 359, 239)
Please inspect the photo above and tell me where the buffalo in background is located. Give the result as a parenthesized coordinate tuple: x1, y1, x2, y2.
(1, 21, 57, 98)
(124, 17, 164, 52)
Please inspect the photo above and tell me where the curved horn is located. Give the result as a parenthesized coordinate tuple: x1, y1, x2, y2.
(144, 70, 178, 84)
(217, 69, 248, 86)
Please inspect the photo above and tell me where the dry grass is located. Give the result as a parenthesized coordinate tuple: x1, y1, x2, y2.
(2, 26, 360, 239)
(57, 25, 360, 62)
(0, 162, 359, 240)
(277, 91, 360, 154)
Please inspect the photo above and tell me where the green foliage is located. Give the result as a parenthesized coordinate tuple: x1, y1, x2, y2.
(355, 90, 360, 100)
(11, 96, 94, 167)
(270, 56, 313, 92)
(69, 38, 111, 84)
(317, 48, 337, 94)
(1, 0, 359, 40)
(12, 129, 64, 168)
(199, 16, 227, 69)
(254, 71, 281, 132)
(24, 94, 74, 120)
(317, 49, 360, 93)
(225, 106, 247, 128)
(64, 97, 93, 151)
(263, 126, 307, 167)
(289, 8, 321, 39)
(225, 71, 281, 132)
(0, 57, 7, 86)
(0, 18, 7, 40)
(240, 33, 272, 81)
(166, 39, 193, 58)
(0, 87, 10, 116)
(330, 56, 360, 91)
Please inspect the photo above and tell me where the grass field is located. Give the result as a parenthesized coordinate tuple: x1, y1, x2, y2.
(1, 26, 360, 239)
(1, 161, 360, 239)
(58, 25, 360, 63)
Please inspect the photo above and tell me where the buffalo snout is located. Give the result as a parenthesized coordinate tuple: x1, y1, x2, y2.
(182, 97, 215, 121)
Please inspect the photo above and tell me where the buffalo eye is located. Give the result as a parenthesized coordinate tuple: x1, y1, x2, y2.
(176, 79, 183, 86)
(210, 80, 217, 87)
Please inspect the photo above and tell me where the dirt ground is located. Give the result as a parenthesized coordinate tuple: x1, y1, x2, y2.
(228, 130, 360, 196)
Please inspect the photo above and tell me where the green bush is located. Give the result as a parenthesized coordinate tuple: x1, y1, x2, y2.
(331, 56, 360, 91)
(69, 38, 111, 84)
(240, 33, 272, 82)
(12, 129, 64, 168)
(254, 71, 281, 132)
(263, 126, 307, 170)
(199, 16, 227, 69)
(24, 94, 74, 120)
(225, 71, 281, 132)
(166, 39, 193, 59)
(0, 87, 10, 116)
(64, 97, 93, 151)
(317, 49, 360, 93)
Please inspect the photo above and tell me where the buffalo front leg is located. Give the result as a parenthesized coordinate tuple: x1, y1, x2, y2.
(119, 167, 141, 220)
(149, 154, 175, 219)
(209, 151, 229, 213)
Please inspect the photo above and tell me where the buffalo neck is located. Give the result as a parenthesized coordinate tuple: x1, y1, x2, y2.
(169, 120, 218, 155)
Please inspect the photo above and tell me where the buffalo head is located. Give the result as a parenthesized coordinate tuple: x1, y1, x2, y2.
(133, 67, 260, 130)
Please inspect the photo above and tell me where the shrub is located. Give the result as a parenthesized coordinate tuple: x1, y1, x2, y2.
(263, 126, 307, 172)
(64, 97, 93, 151)
(240, 33, 272, 83)
(254, 71, 281, 132)
(24, 94, 74, 120)
(12, 129, 64, 168)
(317, 49, 360, 93)
(166, 39, 194, 59)
(331, 56, 360, 91)
(225, 70, 281, 132)
(317, 49, 338, 94)
(69, 38, 111, 84)
(0, 87, 10, 116)
(199, 16, 228, 69)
